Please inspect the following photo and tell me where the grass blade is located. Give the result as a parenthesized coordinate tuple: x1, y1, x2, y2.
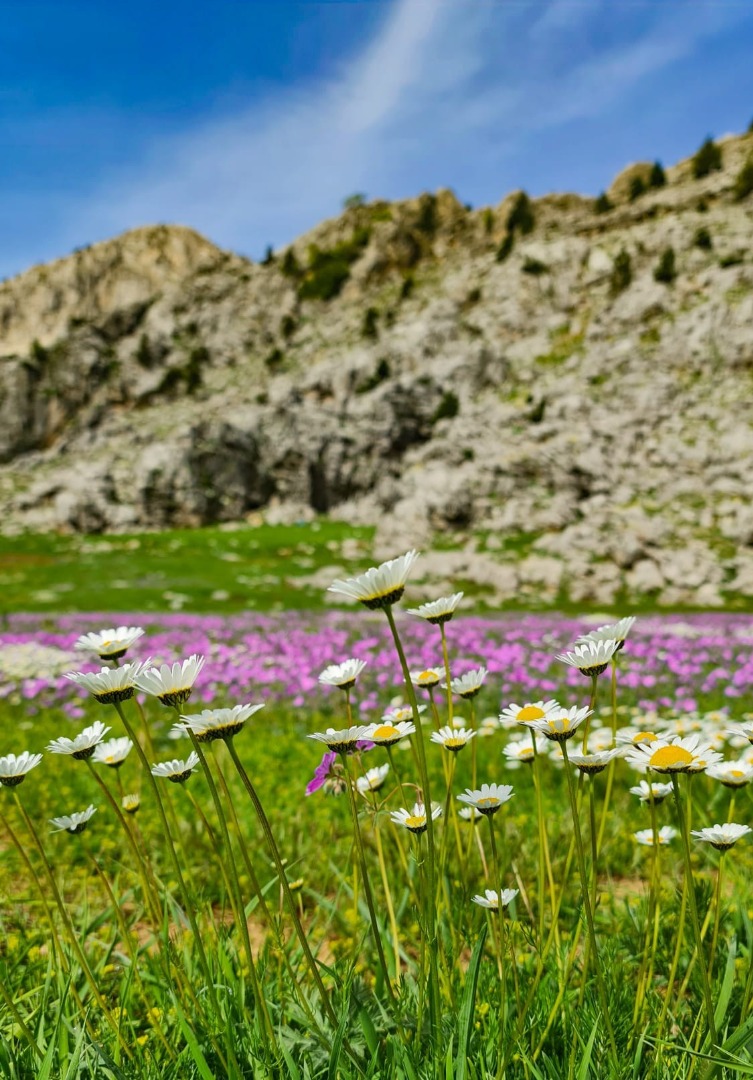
(455, 924, 487, 1080)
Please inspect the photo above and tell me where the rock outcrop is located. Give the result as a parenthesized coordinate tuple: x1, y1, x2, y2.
(2, 132, 753, 607)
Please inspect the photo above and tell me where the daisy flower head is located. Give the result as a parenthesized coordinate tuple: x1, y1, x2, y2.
(50, 805, 97, 834)
(122, 794, 140, 814)
(726, 722, 753, 745)
(458, 806, 483, 824)
(502, 737, 548, 767)
(616, 728, 662, 747)
(406, 592, 464, 625)
(0, 751, 43, 787)
(447, 666, 488, 699)
(457, 782, 514, 816)
(92, 737, 133, 768)
(624, 735, 722, 775)
(526, 706, 592, 744)
(356, 763, 390, 794)
(318, 659, 367, 691)
(381, 704, 426, 724)
(47, 721, 110, 760)
(411, 668, 443, 689)
(176, 703, 264, 743)
(635, 826, 677, 847)
(706, 760, 753, 787)
(390, 802, 442, 835)
(576, 617, 636, 652)
(691, 823, 752, 851)
(472, 888, 518, 911)
(308, 726, 372, 755)
(65, 659, 152, 705)
(364, 720, 416, 747)
(74, 626, 145, 661)
(630, 780, 673, 804)
(567, 748, 622, 776)
(499, 700, 560, 729)
(556, 639, 619, 678)
(328, 550, 419, 610)
(151, 752, 201, 783)
(430, 726, 476, 752)
(135, 655, 205, 708)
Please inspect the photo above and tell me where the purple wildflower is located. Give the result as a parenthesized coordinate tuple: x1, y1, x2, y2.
(305, 751, 337, 796)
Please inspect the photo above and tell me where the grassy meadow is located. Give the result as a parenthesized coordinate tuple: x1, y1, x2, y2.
(1, 524, 753, 1078)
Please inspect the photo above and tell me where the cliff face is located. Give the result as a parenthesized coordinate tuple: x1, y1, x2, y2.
(2, 133, 753, 607)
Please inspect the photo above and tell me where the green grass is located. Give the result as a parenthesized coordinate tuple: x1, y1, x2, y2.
(0, 521, 374, 615)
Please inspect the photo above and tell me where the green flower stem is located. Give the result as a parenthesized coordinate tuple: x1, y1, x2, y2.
(427, 686, 442, 731)
(708, 852, 725, 990)
(633, 795, 661, 1031)
(439, 623, 454, 726)
(384, 604, 440, 1049)
(530, 740, 558, 948)
(374, 817, 402, 983)
(13, 794, 134, 1062)
(595, 660, 619, 854)
(671, 774, 717, 1046)
(581, 674, 599, 753)
(223, 737, 340, 1030)
(112, 702, 229, 1046)
(84, 760, 162, 926)
(342, 754, 397, 1003)
(0, 805, 66, 966)
(184, 732, 275, 1052)
(469, 696, 478, 790)
(560, 740, 619, 1069)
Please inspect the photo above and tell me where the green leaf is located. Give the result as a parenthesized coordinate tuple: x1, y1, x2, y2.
(327, 1008, 348, 1080)
(455, 925, 487, 1080)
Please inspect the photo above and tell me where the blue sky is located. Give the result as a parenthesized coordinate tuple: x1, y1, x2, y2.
(2, 0, 753, 280)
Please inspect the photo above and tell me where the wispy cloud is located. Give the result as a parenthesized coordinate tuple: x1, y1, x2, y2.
(8, 0, 753, 275)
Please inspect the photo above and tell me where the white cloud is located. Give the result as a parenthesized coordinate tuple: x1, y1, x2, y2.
(11, 0, 753, 271)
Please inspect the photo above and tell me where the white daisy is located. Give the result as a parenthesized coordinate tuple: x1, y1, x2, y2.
(176, 704, 264, 743)
(576, 617, 636, 651)
(410, 668, 443, 689)
(364, 720, 416, 747)
(726, 723, 753, 745)
(50, 805, 97, 834)
(525, 706, 592, 744)
(502, 738, 548, 767)
(0, 751, 43, 787)
(629, 780, 673, 804)
(381, 704, 426, 724)
(92, 737, 133, 768)
(556, 640, 619, 677)
(567, 748, 622, 776)
(430, 726, 476, 752)
(390, 802, 442, 834)
(457, 783, 514, 816)
(616, 728, 663, 747)
(447, 667, 488, 699)
(308, 726, 372, 754)
(472, 888, 518, 910)
(47, 721, 110, 761)
(134, 655, 205, 707)
(634, 826, 677, 847)
(624, 735, 723, 775)
(406, 592, 464, 625)
(328, 550, 419, 609)
(706, 761, 753, 788)
(691, 823, 752, 850)
(458, 806, 483, 823)
(356, 764, 390, 794)
(65, 659, 152, 704)
(74, 626, 145, 660)
(122, 794, 141, 814)
(499, 700, 560, 729)
(318, 659, 367, 690)
(151, 752, 201, 783)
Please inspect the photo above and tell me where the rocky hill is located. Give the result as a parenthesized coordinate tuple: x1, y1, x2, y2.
(2, 132, 753, 608)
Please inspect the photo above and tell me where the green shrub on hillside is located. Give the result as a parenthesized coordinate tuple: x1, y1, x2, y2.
(496, 232, 514, 262)
(362, 307, 379, 340)
(416, 193, 438, 235)
(629, 176, 646, 201)
(733, 156, 753, 201)
(482, 208, 495, 235)
(594, 192, 612, 213)
(692, 137, 723, 179)
(342, 193, 366, 209)
(432, 390, 459, 422)
(508, 192, 535, 235)
(694, 227, 713, 250)
(297, 229, 371, 302)
(281, 249, 301, 278)
(610, 249, 632, 294)
(649, 162, 667, 188)
(654, 247, 677, 284)
(522, 256, 548, 276)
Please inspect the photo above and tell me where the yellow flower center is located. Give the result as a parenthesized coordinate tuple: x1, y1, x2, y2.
(445, 738, 464, 748)
(633, 732, 658, 744)
(730, 769, 744, 778)
(419, 670, 436, 681)
(372, 725, 399, 741)
(405, 815, 425, 829)
(649, 746, 694, 769)
(548, 718, 570, 732)
(518, 705, 545, 721)
(477, 797, 500, 809)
